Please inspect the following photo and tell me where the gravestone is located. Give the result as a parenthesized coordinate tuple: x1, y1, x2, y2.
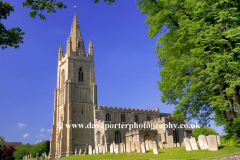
(206, 135, 218, 151)
(177, 143, 181, 147)
(99, 145, 103, 153)
(153, 141, 158, 154)
(158, 141, 163, 148)
(183, 137, 192, 151)
(96, 145, 99, 154)
(217, 135, 220, 146)
(167, 135, 174, 148)
(110, 144, 114, 154)
(30, 154, 31, 159)
(115, 144, 119, 154)
(36, 153, 38, 158)
(131, 142, 135, 151)
(93, 149, 95, 155)
(136, 141, 141, 153)
(198, 135, 208, 149)
(41, 156, 45, 160)
(149, 140, 153, 150)
(141, 142, 146, 153)
(120, 143, 124, 153)
(145, 140, 149, 150)
(126, 142, 131, 153)
(103, 147, 106, 154)
(105, 145, 108, 152)
(88, 145, 92, 155)
(190, 137, 199, 150)
(36, 157, 39, 160)
(75, 148, 77, 155)
(79, 149, 81, 155)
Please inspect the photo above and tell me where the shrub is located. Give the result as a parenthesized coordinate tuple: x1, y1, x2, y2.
(220, 134, 240, 147)
(192, 126, 219, 141)
(2, 145, 15, 160)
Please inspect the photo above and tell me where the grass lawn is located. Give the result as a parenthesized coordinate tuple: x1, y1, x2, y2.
(53, 146, 240, 159)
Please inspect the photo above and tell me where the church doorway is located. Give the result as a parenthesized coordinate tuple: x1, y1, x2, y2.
(144, 133, 151, 141)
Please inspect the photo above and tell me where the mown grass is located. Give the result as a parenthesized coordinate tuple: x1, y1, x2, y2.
(53, 146, 240, 159)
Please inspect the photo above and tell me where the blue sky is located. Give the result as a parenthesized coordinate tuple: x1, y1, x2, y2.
(0, 0, 224, 144)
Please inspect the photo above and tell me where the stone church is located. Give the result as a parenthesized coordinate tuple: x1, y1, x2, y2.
(48, 12, 193, 159)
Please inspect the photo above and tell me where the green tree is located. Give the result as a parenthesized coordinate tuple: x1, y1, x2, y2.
(0, 136, 5, 142)
(13, 143, 33, 159)
(136, 0, 240, 138)
(192, 126, 219, 141)
(0, 0, 66, 50)
(30, 140, 47, 158)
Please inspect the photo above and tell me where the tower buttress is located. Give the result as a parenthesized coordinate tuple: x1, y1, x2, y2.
(58, 44, 63, 61)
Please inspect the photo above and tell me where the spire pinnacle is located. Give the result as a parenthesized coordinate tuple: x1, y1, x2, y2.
(58, 43, 63, 60)
(89, 39, 93, 56)
(59, 43, 63, 52)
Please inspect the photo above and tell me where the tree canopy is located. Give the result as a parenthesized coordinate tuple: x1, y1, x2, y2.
(0, 0, 66, 50)
(137, 0, 240, 137)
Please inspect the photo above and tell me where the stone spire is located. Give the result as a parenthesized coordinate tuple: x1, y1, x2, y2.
(58, 43, 63, 60)
(89, 39, 93, 56)
(67, 11, 85, 54)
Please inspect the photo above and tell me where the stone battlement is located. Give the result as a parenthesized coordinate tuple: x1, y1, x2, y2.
(142, 115, 176, 124)
(97, 105, 159, 114)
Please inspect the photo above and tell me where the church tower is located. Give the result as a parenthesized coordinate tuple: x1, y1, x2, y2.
(49, 12, 97, 159)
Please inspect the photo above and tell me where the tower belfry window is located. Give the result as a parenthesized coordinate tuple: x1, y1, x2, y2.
(79, 67, 83, 82)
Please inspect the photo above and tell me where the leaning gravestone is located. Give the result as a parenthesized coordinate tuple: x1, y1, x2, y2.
(149, 140, 153, 150)
(141, 142, 146, 153)
(145, 140, 149, 150)
(158, 141, 163, 148)
(190, 137, 199, 150)
(198, 135, 208, 150)
(153, 141, 158, 154)
(136, 141, 141, 153)
(110, 144, 114, 154)
(217, 135, 220, 146)
(88, 145, 92, 155)
(79, 149, 81, 155)
(183, 138, 192, 151)
(206, 135, 218, 151)
(93, 149, 95, 154)
(126, 142, 131, 153)
(167, 135, 174, 148)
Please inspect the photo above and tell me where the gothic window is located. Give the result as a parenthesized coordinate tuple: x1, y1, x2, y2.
(96, 131, 101, 145)
(61, 70, 65, 87)
(115, 131, 121, 144)
(121, 114, 126, 122)
(134, 115, 139, 124)
(78, 67, 83, 82)
(173, 129, 179, 143)
(82, 110, 83, 114)
(106, 113, 111, 121)
(147, 116, 151, 121)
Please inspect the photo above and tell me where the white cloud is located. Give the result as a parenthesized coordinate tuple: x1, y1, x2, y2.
(36, 135, 44, 137)
(36, 140, 42, 144)
(23, 133, 28, 138)
(18, 122, 26, 127)
(40, 128, 45, 132)
(47, 129, 51, 132)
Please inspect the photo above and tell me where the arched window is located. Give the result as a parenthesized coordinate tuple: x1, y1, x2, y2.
(173, 129, 179, 143)
(115, 131, 121, 144)
(96, 131, 101, 145)
(147, 116, 151, 121)
(61, 70, 65, 87)
(134, 115, 139, 124)
(106, 113, 111, 121)
(121, 114, 125, 122)
(78, 67, 83, 82)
